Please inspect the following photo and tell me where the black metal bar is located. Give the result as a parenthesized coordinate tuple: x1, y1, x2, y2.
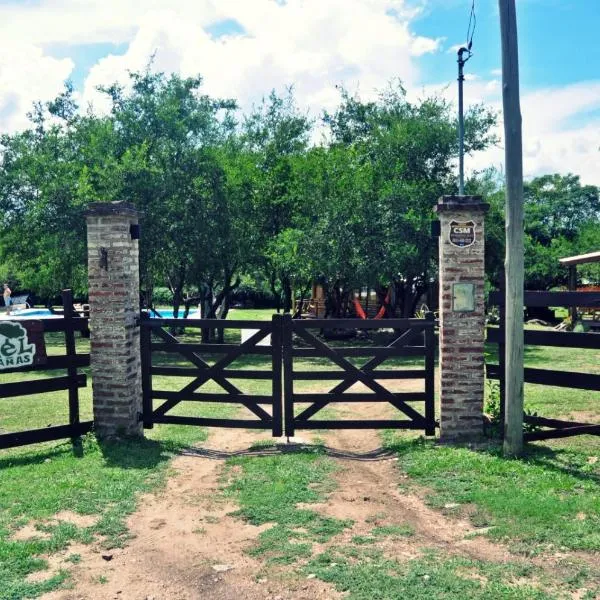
(151, 342, 273, 355)
(151, 323, 276, 424)
(140, 314, 153, 429)
(271, 314, 283, 437)
(39, 318, 90, 332)
(486, 364, 600, 391)
(489, 290, 600, 308)
(152, 391, 275, 404)
(424, 312, 436, 436)
(0, 421, 93, 450)
(151, 367, 273, 379)
(525, 424, 600, 441)
(293, 369, 427, 380)
(294, 401, 330, 422)
(293, 420, 429, 430)
(152, 327, 243, 395)
(292, 318, 432, 329)
(329, 327, 427, 395)
(151, 415, 273, 429)
(0, 375, 87, 399)
(144, 318, 272, 329)
(282, 313, 295, 437)
(173, 328, 272, 397)
(524, 415, 597, 428)
(292, 392, 428, 403)
(524, 330, 600, 349)
(292, 346, 426, 358)
(487, 327, 600, 349)
(293, 326, 425, 423)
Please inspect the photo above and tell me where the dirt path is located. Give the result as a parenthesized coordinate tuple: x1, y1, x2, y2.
(38, 399, 589, 599)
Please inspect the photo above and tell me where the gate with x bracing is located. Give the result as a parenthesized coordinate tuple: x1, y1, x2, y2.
(141, 313, 436, 437)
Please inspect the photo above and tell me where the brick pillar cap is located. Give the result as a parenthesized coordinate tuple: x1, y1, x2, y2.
(85, 202, 138, 218)
(434, 195, 489, 214)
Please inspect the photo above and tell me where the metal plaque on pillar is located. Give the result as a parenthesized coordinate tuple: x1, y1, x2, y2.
(449, 220, 475, 248)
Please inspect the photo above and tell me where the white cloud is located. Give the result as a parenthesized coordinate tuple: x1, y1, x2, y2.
(78, 0, 441, 118)
(0, 0, 442, 132)
(447, 42, 469, 54)
(408, 76, 600, 185)
(468, 80, 600, 186)
(0, 42, 74, 133)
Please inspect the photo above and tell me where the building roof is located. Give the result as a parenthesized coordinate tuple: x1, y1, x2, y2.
(559, 251, 600, 267)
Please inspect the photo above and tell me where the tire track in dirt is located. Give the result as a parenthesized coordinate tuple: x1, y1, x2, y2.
(40, 426, 341, 600)
(302, 400, 513, 565)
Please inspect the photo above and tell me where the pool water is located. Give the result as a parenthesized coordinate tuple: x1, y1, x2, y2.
(4, 308, 200, 319)
(9, 308, 53, 317)
(149, 309, 200, 319)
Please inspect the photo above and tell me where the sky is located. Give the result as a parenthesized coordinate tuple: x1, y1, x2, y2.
(0, 0, 599, 184)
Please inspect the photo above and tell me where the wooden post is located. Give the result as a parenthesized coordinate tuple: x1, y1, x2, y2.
(568, 265, 578, 324)
(499, 0, 525, 457)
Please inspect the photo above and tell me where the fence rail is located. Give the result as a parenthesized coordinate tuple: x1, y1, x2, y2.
(0, 290, 91, 451)
(282, 313, 436, 437)
(487, 289, 599, 441)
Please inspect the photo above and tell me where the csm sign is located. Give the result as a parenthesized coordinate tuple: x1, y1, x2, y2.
(0, 322, 36, 370)
(449, 220, 475, 248)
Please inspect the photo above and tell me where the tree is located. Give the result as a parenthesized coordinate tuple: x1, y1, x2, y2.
(315, 82, 497, 316)
(242, 89, 312, 312)
(0, 83, 88, 301)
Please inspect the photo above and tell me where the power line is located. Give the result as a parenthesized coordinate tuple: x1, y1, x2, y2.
(466, 0, 476, 50)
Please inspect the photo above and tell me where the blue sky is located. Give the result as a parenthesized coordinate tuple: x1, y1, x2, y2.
(414, 0, 600, 88)
(0, 0, 598, 183)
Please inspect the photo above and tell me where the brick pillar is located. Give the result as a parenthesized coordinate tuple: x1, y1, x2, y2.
(85, 202, 142, 438)
(434, 195, 489, 443)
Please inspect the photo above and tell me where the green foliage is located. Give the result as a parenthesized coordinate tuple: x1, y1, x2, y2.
(1, 64, 595, 309)
(473, 171, 600, 290)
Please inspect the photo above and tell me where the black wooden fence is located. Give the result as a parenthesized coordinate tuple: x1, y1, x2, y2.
(487, 290, 600, 441)
(0, 290, 92, 450)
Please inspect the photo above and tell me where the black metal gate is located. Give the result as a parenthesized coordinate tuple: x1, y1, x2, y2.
(282, 314, 436, 437)
(141, 315, 282, 436)
(141, 313, 436, 437)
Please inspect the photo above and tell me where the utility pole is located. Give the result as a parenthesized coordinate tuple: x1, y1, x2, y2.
(499, 0, 524, 457)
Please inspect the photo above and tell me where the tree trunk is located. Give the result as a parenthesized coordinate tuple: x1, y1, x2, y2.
(270, 271, 281, 313)
(282, 276, 292, 313)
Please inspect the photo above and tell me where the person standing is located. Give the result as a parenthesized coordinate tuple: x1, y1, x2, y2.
(3, 283, 11, 307)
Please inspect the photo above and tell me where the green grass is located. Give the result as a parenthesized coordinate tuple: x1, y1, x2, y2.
(223, 447, 352, 565)
(383, 435, 600, 556)
(305, 547, 559, 600)
(221, 441, 595, 598)
(371, 523, 415, 538)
